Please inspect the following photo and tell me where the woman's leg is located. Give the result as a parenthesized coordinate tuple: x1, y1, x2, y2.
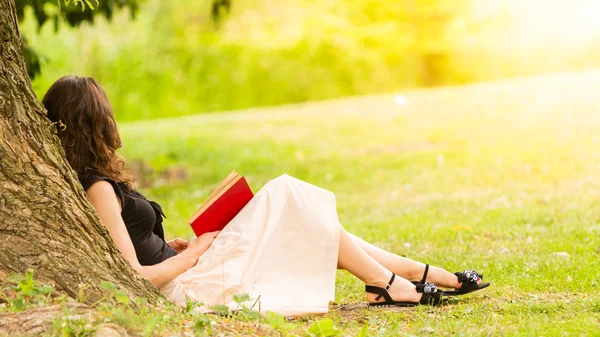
(348, 233, 466, 289)
(337, 227, 422, 303)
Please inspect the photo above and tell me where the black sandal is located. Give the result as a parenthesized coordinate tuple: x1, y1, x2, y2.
(411, 264, 431, 285)
(366, 273, 443, 307)
(441, 270, 490, 296)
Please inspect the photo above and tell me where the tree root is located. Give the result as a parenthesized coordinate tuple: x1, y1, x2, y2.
(0, 303, 91, 336)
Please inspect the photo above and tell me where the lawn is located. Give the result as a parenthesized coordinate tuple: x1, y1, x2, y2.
(6, 71, 598, 336)
(114, 70, 600, 336)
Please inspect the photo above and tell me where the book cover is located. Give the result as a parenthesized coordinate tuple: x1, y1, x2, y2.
(188, 172, 254, 237)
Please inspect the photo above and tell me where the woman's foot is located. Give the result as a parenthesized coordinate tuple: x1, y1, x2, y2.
(411, 265, 489, 295)
(412, 265, 484, 290)
(442, 270, 490, 295)
(366, 272, 431, 305)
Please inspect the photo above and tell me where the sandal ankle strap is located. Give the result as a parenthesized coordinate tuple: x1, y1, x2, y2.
(384, 273, 395, 291)
(365, 273, 397, 301)
(420, 264, 430, 284)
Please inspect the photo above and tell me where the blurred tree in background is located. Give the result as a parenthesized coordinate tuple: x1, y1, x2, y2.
(211, 0, 231, 26)
(16, 0, 141, 78)
(18, 0, 600, 121)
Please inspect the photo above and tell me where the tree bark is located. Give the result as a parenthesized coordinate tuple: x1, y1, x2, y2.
(0, 0, 163, 302)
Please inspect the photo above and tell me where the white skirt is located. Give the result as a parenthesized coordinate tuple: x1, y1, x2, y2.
(162, 174, 341, 316)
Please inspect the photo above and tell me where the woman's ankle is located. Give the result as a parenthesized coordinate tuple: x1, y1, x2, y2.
(364, 270, 394, 288)
(434, 267, 460, 288)
(413, 265, 459, 288)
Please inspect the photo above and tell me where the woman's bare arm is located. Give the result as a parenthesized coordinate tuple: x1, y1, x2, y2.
(86, 181, 218, 288)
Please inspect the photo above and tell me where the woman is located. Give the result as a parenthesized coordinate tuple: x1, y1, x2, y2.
(43, 76, 489, 315)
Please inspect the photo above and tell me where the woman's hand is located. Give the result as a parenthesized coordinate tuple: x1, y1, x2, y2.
(167, 238, 189, 254)
(180, 231, 220, 263)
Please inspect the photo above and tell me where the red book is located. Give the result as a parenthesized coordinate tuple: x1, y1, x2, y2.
(188, 171, 254, 237)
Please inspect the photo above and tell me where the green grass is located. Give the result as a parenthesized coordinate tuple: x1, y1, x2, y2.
(107, 71, 600, 335)
(4, 71, 598, 336)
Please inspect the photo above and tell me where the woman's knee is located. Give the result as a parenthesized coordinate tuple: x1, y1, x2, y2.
(268, 174, 295, 188)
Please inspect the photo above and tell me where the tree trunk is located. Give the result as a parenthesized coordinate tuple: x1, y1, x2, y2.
(0, 0, 163, 302)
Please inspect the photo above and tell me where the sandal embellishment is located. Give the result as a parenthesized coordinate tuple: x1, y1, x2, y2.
(422, 283, 437, 294)
(459, 270, 481, 284)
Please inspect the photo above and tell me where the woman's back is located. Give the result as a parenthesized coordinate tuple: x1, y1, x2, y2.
(81, 173, 177, 265)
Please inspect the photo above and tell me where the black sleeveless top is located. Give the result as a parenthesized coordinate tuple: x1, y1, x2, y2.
(81, 173, 178, 266)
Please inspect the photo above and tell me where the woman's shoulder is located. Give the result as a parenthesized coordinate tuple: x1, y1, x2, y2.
(81, 171, 111, 188)
(81, 171, 127, 190)
(80, 171, 103, 190)
(80, 171, 128, 205)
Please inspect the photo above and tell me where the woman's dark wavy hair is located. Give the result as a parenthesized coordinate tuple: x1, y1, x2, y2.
(43, 76, 134, 190)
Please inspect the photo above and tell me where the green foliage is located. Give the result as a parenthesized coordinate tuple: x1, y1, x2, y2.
(206, 293, 262, 320)
(143, 316, 162, 337)
(22, 0, 600, 121)
(194, 314, 213, 335)
(24, 0, 469, 121)
(239, 306, 262, 319)
(99, 280, 117, 291)
(21, 36, 41, 78)
(209, 303, 230, 316)
(96, 280, 163, 334)
(52, 306, 97, 337)
(1, 270, 53, 312)
(232, 292, 262, 319)
(185, 298, 203, 313)
(15, 0, 140, 28)
(99, 280, 131, 306)
(266, 311, 296, 336)
(16, 0, 141, 78)
(98, 280, 135, 306)
(356, 324, 370, 337)
(232, 293, 251, 304)
(308, 319, 340, 337)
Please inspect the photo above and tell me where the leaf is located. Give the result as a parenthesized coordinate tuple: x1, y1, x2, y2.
(356, 324, 369, 337)
(84, 0, 94, 10)
(266, 311, 286, 329)
(143, 316, 161, 337)
(232, 293, 251, 304)
(37, 284, 53, 294)
(308, 318, 340, 337)
(11, 298, 25, 311)
(240, 307, 262, 319)
(134, 297, 149, 306)
(100, 281, 117, 291)
(115, 289, 130, 305)
(18, 278, 35, 296)
(8, 273, 25, 283)
(185, 300, 196, 313)
(116, 294, 130, 305)
(194, 314, 212, 334)
(210, 304, 230, 316)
